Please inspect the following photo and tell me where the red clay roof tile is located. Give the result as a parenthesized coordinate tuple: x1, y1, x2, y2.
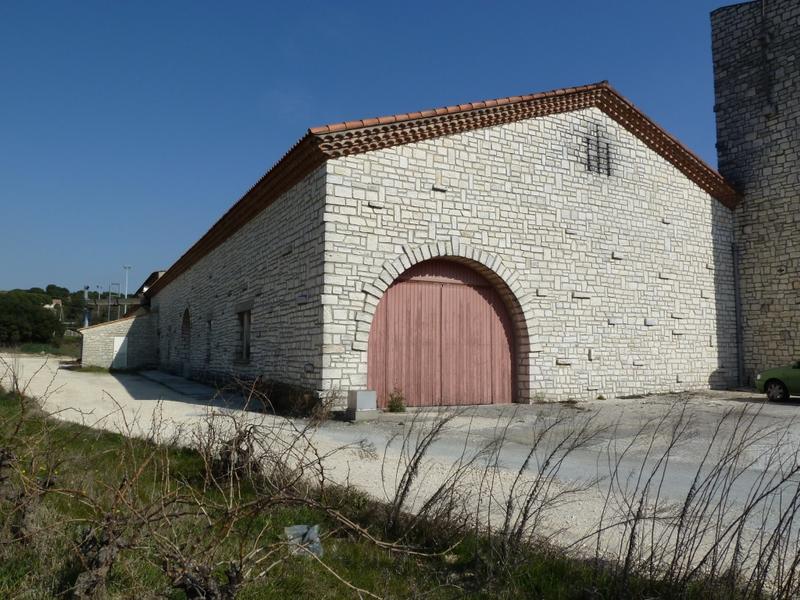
(146, 81, 739, 298)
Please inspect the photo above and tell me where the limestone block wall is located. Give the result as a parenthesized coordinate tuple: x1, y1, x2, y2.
(320, 107, 738, 401)
(712, 0, 800, 380)
(80, 312, 155, 370)
(149, 165, 327, 390)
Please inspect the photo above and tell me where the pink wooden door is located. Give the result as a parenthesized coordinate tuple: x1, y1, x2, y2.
(368, 260, 515, 407)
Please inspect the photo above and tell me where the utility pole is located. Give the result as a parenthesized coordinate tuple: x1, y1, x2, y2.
(95, 285, 102, 323)
(83, 286, 90, 327)
(123, 265, 132, 316)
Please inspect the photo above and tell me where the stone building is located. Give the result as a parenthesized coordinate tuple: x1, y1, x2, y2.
(82, 81, 743, 405)
(712, 0, 800, 382)
(81, 309, 156, 370)
(82, 0, 799, 404)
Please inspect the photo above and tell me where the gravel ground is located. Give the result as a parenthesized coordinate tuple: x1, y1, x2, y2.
(3, 353, 799, 560)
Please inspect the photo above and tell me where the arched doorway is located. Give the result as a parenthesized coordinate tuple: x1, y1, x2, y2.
(367, 259, 515, 407)
(180, 309, 191, 377)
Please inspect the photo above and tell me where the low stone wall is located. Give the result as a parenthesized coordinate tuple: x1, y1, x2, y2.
(80, 312, 155, 370)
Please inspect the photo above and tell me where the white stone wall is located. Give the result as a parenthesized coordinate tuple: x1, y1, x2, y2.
(149, 165, 327, 390)
(81, 313, 155, 370)
(320, 107, 738, 401)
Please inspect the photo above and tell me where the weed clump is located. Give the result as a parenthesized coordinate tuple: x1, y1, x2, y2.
(5, 355, 800, 599)
(387, 388, 406, 413)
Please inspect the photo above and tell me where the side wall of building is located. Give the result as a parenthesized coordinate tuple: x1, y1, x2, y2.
(149, 165, 327, 391)
(81, 313, 155, 370)
(712, 0, 800, 379)
(320, 107, 738, 401)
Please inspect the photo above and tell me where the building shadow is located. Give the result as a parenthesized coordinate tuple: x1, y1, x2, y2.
(60, 362, 252, 412)
(709, 199, 742, 392)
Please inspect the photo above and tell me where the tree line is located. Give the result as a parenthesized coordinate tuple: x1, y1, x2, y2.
(0, 285, 92, 345)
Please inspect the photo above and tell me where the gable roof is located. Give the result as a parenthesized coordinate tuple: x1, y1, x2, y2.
(79, 311, 140, 332)
(146, 81, 739, 298)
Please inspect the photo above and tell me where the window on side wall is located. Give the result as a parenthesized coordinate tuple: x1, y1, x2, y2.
(236, 310, 251, 363)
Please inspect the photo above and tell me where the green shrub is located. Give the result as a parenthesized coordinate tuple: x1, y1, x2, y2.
(0, 293, 64, 345)
(16, 337, 81, 358)
(387, 388, 406, 413)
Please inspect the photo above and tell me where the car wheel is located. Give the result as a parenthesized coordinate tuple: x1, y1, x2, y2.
(766, 380, 789, 402)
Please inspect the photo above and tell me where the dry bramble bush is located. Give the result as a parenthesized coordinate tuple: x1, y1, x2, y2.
(3, 355, 800, 598)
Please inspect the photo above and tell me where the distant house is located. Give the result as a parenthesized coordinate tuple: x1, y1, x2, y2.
(135, 271, 165, 297)
(43, 298, 63, 320)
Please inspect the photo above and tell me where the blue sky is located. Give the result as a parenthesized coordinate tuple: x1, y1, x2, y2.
(0, 0, 733, 292)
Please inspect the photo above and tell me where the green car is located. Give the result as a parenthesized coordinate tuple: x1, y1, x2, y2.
(756, 361, 800, 401)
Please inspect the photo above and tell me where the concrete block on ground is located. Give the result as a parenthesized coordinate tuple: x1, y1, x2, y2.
(346, 390, 378, 421)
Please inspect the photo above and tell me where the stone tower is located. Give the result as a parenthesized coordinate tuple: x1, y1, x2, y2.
(711, 0, 800, 381)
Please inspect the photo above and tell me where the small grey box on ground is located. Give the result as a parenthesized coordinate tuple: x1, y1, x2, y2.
(346, 390, 378, 421)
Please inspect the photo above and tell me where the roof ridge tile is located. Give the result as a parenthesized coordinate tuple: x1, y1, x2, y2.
(146, 81, 739, 298)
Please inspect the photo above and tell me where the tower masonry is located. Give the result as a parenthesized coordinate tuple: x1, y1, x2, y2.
(712, 0, 800, 380)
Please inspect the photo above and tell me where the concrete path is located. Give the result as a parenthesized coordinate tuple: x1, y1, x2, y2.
(0, 355, 247, 429)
